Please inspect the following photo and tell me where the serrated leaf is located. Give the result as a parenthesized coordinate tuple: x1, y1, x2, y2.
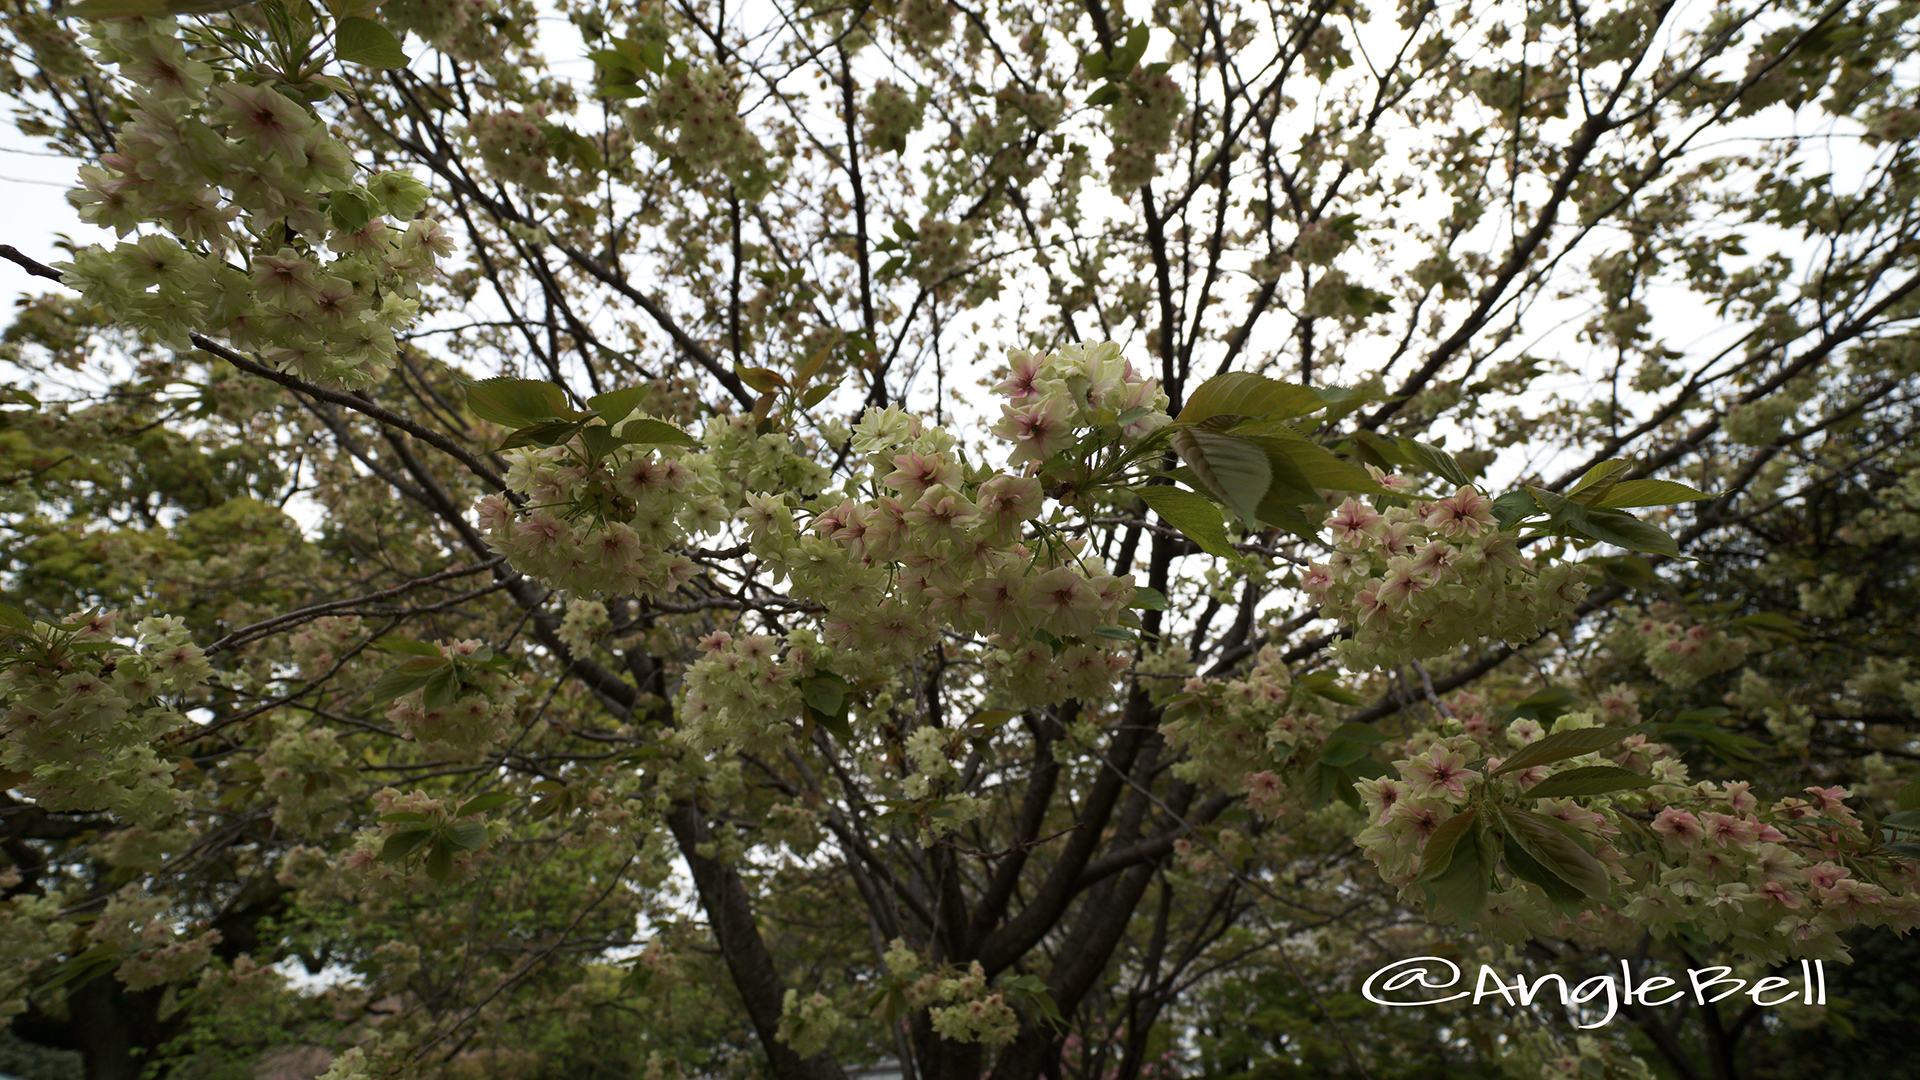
(0, 603, 32, 632)
(1521, 765, 1656, 799)
(1177, 372, 1327, 424)
(380, 829, 433, 861)
(1880, 809, 1920, 831)
(736, 365, 787, 393)
(1593, 478, 1714, 509)
(1884, 842, 1920, 859)
(1490, 489, 1540, 529)
(1499, 807, 1610, 899)
(496, 419, 590, 451)
(1495, 724, 1645, 775)
(372, 635, 441, 657)
(1233, 424, 1393, 496)
(445, 820, 487, 851)
(1899, 782, 1920, 813)
(1566, 459, 1633, 505)
(1093, 625, 1139, 641)
(1326, 721, 1389, 745)
(1426, 829, 1486, 926)
(799, 672, 849, 716)
(1503, 685, 1580, 725)
(1136, 486, 1234, 559)
(1129, 586, 1169, 611)
(335, 16, 409, 68)
(465, 377, 584, 428)
(377, 811, 429, 823)
(425, 840, 454, 881)
(456, 792, 518, 817)
(367, 657, 452, 706)
(800, 384, 835, 410)
(1419, 809, 1480, 881)
(420, 668, 460, 710)
(588, 386, 650, 421)
(1169, 427, 1270, 529)
(616, 417, 697, 447)
(1502, 832, 1588, 914)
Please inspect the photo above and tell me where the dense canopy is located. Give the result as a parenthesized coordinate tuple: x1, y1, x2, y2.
(1, 0, 1918, 1079)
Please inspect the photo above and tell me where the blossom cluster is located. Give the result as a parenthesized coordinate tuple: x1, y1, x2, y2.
(1351, 703, 1920, 964)
(1629, 613, 1748, 688)
(473, 424, 725, 598)
(876, 941, 1020, 1047)
(1104, 67, 1186, 192)
(679, 631, 805, 754)
(1302, 487, 1588, 670)
(468, 108, 565, 192)
(776, 988, 845, 1059)
(624, 61, 768, 193)
(89, 886, 224, 992)
(384, 639, 524, 759)
(60, 18, 445, 389)
(863, 80, 927, 154)
(0, 611, 209, 828)
(259, 720, 355, 838)
(989, 340, 1171, 464)
(1157, 643, 1341, 794)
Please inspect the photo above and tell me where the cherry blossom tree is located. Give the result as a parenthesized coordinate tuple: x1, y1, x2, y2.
(1, 0, 1918, 1078)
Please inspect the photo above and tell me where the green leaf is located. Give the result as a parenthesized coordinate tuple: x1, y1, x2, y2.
(579, 425, 621, 462)
(0, 603, 33, 632)
(498, 419, 592, 450)
(800, 384, 835, 410)
(1129, 586, 1169, 611)
(1899, 782, 1920, 813)
(425, 840, 454, 881)
(372, 635, 441, 657)
(367, 656, 453, 705)
(1576, 507, 1681, 557)
(1502, 685, 1580, 725)
(377, 811, 429, 823)
(380, 830, 432, 861)
(1593, 478, 1714, 508)
(1495, 723, 1644, 775)
(1177, 372, 1327, 425)
(1490, 489, 1539, 529)
(1880, 809, 1920, 831)
(1319, 737, 1369, 767)
(1417, 808, 1479, 881)
(1737, 612, 1803, 639)
(799, 673, 849, 716)
(1884, 842, 1920, 860)
(1136, 486, 1235, 559)
(1502, 832, 1587, 914)
(1327, 721, 1388, 745)
(1521, 765, 1656, 799)
(1087, 84, 1122, 106)
(1354, 432, 1473, 487)
(1499, 807, 1611, 899)
(735, 365, 787, 393)
(1566, 459, 1632, 505)
(615, 417, 697, 447)
(1426, 829, 1487, 927)
(445, 820, 488, 851)
(456, 792, 518, 817)
(588, 386, 650, 421)
(464, 377, 584, 428)
(335, 16, 409, 68)
(1169, 427, 1270, 529)
(420, 667, 460, 710)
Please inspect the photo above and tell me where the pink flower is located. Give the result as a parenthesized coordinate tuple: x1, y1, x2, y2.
(1422, 486, 1496, 538)
(1651, 808, 1705, 846)
(1327, 498, 1383, 547)
(994, 349, 1045, 400)
(993, 395, 1072, 466)
(1803, 785, 1851, 811)
(1405, 746, 1474, 802)
(1703, 812, 1757, 847)
(882, 451, 961, 501)
(212, 83, 312, 164)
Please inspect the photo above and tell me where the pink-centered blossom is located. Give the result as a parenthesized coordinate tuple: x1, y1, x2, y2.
(1404, 746, 1473, 802)
(1423, 486, 1497, 538)
(1327, 498, 1383, 547)
(1651, 807, 1705, 846)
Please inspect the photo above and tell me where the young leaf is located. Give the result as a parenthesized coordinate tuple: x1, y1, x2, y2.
(1521, 765, 1656, 799)
(1566, 458, 1633, 505)
(1135, 486, 1235, 559)
(1499, 807, 1611, 899)
(1169, 427, 1271, 529)
(1426, 832, 1486, 927)
(588, 386, 650, 421)
(456, 791, 519, 817)
(1592, 478, 1714, 509)
(1417, 808, 1479, 881)
(335, 17, 409, 68)
(464, 377, 583, 428)
(1494, 724, 1645, 775)
(372, 635, 442, 657)
(380, 829, 433, 862)
(616, 418, 697, 447)
(1176, 372, 1326, 424)
(1502, 832, 1588, 914)
(445, 820, 488, 851)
